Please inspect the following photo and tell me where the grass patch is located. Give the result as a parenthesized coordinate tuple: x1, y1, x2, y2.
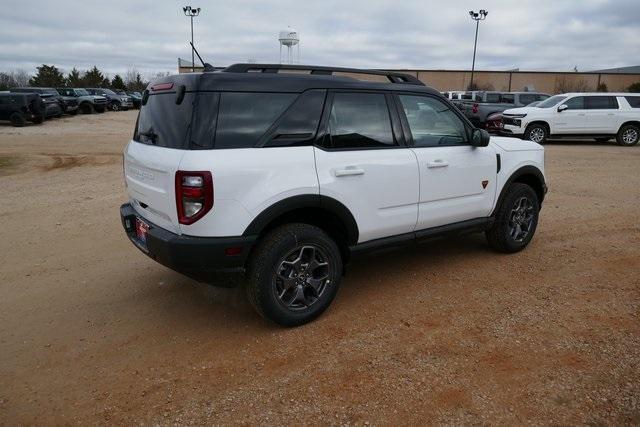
(0, 156, 14, 169)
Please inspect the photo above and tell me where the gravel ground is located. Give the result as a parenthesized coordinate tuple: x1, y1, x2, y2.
(0, 112, 638, 425)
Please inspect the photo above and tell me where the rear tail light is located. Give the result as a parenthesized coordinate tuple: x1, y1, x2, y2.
(175, 171, 213, 225)
(472, 103, 479, 114)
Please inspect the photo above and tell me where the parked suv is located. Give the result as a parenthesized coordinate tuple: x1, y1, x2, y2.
(86, 88, 133, 111)
(502, 93, 640, 145)
(10, 87, 74, 115)
(120, 64, 547, 326)
(0, 93, 44, 126)
(56, 88, 108, 114)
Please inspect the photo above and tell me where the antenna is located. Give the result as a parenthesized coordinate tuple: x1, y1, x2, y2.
(189, 42, 214, 72)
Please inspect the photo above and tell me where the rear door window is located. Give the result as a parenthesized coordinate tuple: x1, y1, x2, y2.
(500, 94, 515, 104)
(215, 92, 296, 149)
(485, 93, 500, 103)
(326, 92, 395, 149)
(585, 96, 618, 109)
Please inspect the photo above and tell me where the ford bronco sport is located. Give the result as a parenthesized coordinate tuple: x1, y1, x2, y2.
(121, 64, 547, 326)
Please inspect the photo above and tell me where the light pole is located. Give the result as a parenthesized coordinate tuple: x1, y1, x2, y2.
(468, 9, 488, 90)
(183, 6, 201, 72)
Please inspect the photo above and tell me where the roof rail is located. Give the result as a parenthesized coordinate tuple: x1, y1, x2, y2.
(222, 63, 425, 86)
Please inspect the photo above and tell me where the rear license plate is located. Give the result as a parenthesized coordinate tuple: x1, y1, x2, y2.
(135, 217, 150, 243)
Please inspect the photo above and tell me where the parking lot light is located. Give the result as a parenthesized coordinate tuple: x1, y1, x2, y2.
(469, 9, 488, 90)
(183, 6, 201, 73)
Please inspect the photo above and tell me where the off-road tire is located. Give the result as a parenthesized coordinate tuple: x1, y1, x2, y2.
(10, 112, 26, 127)
(524, 123, 548, 144)
(245, 223, 343, 327)
(616, 124, 640, 146)
(80, 103, 94, 114)
(486, 183, 539, 253)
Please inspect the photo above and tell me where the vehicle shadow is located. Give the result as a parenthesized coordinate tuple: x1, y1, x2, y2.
(135, 232, 494, 331)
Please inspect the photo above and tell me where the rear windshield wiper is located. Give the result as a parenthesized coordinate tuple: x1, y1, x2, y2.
(139, 129, 159, 144)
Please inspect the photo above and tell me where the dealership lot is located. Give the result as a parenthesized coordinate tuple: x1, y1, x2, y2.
(0, 112, 638, 424)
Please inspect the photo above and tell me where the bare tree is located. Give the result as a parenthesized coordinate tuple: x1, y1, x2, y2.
(554, 76, 592, 93)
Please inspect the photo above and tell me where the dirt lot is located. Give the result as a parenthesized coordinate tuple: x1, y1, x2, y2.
(0, 111, 638, 425)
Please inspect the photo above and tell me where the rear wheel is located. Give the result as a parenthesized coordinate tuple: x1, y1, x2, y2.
(616, 124, 640, 146)
(9, 112, 26, 127)
(524, 123, 548, 144)
(486, 183, 539, 253)
(245, 223, 343, 326)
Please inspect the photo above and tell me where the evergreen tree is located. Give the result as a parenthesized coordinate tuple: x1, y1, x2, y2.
(29, 64, 66, 87)
(83, 66, 106, 87)
(66, 67, 84, 87)
(111, 74, 127, 91)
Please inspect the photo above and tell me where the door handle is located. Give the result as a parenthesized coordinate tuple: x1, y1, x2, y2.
(335, 167, 365, 177)
(426, 160, 449, 168)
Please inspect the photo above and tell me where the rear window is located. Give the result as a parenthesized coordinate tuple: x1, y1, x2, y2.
(626, 96, 640, 108)
(135, 92, 217, 150)
(585, 96, 618, 110)
(134, 91, 300, 150)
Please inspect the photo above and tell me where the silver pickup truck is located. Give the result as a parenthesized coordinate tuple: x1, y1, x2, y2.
(459, 91, 550, 127)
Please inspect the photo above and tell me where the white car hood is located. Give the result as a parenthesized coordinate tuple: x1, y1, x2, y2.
(503, 107, 531, 115)
(490, 136, 544, 151)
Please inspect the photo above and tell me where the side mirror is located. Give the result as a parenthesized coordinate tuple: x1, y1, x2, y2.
(557, 104, 568, 112)
(471, 128, 490, 147)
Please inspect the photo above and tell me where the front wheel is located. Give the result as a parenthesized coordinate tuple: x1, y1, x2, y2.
(10, 112, 26, 127)
(524, 124, 548, 144)
(245, 223, 343, 327)
(616, 124, 640, 146)
(486, 183, 540, 253)
(110, 102, 120, 111)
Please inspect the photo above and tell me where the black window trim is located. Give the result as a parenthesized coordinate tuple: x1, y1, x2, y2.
(392, 91, 474, 148)
(256, 89, 327, 148)
(313, 89, 407, 152)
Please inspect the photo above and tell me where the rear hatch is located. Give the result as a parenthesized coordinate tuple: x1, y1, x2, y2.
(124, 75, 217, 234)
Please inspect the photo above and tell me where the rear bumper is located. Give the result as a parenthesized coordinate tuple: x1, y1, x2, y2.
(120, 203, 256, 286)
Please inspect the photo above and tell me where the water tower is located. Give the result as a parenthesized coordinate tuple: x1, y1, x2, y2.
(279, 28, 300, 64)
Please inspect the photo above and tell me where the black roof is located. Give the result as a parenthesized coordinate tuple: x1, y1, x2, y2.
(151, 64, 440, 96)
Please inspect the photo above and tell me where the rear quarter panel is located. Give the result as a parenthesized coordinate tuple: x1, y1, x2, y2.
(178, 146, 318, 237)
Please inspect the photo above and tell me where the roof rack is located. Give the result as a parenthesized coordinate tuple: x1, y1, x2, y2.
(222, 63, 425, 86)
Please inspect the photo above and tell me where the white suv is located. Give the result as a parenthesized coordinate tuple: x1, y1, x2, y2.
(120, 64, 547, 326)
(502, 93, 640, 146)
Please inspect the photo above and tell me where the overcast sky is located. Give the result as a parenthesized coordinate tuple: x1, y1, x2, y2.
(1, 0, 638, 78)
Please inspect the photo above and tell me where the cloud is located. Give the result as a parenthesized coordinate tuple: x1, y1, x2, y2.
(0, 0, 637, 78)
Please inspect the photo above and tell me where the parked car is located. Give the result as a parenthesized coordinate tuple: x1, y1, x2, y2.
(485, 111, 504, 134)
(10, 87, 76, 115)
(126, 91, 142, 108)
(502, 93, 640, 146)
(85, 88, 133, 111)
(40, 94, 64, 118)
(486, 100, 545, 134)
(56, 88, 108, 114)
(0, 93, 44, 126)
(120, 64, 547, 326)
(460, 92, 550, 127)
